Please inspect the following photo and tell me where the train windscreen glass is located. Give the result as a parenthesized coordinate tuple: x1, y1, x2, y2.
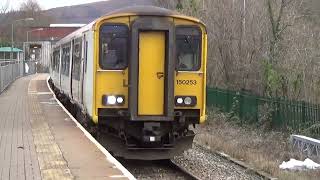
(176, 27, 201, 71)
(100, 24, 128, 70)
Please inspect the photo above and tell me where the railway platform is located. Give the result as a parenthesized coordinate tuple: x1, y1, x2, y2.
(0, 74, 134, 180)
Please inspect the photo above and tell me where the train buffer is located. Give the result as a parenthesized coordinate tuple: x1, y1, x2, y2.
(0, 74, 135, 180)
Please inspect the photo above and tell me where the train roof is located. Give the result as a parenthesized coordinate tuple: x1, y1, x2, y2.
(105, 5, 181, 17)
(56, 6, 205, 46)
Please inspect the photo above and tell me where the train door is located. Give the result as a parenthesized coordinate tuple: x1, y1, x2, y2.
(138, 31, 165, 115)
(80, 34, 87, 104)
(69, 40, 74, 99)
(129, 18, 175, 121)
(59, 46, 62, 89)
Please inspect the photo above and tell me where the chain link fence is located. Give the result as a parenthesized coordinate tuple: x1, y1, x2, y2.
(0, 60, 36, 94)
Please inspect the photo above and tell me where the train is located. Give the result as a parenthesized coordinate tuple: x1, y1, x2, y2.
(49, 6, 207, 160)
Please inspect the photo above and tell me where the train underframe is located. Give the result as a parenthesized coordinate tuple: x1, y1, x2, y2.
(49, 79, 198, 160)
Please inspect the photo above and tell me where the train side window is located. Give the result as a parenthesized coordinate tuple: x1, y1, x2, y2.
(62, 46, 70, 75)
(99, 24, 128, 70)
(52, 51, 59, 71)
(51, 54, 55, 71)
(62, 48, 66, 74)
(72, 41, 82, 80)
(56, 52, 60, 72)
(176, 27, 201, 71)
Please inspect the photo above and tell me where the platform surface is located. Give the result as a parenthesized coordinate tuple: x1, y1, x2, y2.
(0, 74, 130, 180)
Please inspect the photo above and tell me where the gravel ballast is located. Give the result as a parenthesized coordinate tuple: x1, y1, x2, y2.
(173, 144, 262, 180)
(122, 160, 193, 180)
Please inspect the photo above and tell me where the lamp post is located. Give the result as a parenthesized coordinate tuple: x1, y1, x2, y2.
(11, 18, 34, 62)
(27, 28, 44, 42)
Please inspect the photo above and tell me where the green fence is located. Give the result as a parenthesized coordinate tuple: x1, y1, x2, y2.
(207, 87, 320, 133)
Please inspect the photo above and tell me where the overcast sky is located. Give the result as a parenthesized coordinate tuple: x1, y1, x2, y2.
(10, 0, 109, 10)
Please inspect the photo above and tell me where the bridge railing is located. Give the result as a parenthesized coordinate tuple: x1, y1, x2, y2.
(0, 60, 24, 94)
(291, 135, 320, 157)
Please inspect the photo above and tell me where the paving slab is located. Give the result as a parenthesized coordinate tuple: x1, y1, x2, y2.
(0, 74, 133, 180)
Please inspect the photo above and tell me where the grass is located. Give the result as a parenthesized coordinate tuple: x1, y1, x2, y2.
(194, 108, 320, 180)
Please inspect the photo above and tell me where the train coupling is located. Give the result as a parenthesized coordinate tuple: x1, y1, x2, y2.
(142, 122, 161, 143)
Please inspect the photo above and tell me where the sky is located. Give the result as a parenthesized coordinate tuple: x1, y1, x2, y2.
(9, 0, 109, 10)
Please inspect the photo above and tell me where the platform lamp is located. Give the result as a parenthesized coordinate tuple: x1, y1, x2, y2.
(26, 28, 44, 43)
(11, 18, 34, 62)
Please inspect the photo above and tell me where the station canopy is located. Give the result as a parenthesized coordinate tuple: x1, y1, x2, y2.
(0, 47, 23, 52)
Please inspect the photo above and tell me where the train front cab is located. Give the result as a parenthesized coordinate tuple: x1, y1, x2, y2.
(94, 14, 207, 159)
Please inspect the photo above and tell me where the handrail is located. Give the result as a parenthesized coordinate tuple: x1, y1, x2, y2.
(291, 135, 320, 157)
(0, 61, 25, 94)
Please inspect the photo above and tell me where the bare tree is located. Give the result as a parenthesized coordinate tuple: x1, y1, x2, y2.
(0, 0, 11, 45)
(0, 0, 54, 47)
(155, 0, 178, 9)
(19, 0, 42, 17)
(0, 0, 9, 14)
(156, 0, 317, 103)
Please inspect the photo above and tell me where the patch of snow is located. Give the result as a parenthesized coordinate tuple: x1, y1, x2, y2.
(279, 158, 320, 170)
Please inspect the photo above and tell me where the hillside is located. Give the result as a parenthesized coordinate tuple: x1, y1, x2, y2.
(44, 0, 155, 24)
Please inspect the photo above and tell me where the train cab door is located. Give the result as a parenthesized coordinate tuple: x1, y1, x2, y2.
(129, 18, 175, 121)
(138, 31, 165, 115)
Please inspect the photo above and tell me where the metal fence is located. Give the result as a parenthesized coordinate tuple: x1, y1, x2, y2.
(207, 87, 320, 134)
(0, 60, 36, 94)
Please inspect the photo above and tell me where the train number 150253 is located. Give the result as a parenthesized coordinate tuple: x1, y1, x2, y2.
(176, 80, 197, 85)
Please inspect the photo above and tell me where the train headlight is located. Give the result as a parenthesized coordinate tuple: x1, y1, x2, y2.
(117, 97, 124, 104)
(102, 95, 125, 106)
(176, 98, 183, 104)
(184, 97, 192, 105)
(107, 96, 117, 105)
(175, 96, 197, 107)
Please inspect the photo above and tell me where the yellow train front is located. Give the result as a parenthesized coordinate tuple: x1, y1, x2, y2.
(50, 6, 207, 160)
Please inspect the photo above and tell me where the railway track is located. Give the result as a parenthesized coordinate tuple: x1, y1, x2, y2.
(169, 160, 202, 180)
(118, 159, 201, 180)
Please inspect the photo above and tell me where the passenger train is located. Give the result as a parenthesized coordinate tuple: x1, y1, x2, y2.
(49, 6, 207, 159)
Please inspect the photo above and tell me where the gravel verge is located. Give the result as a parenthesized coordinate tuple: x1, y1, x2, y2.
(172, 144, 262, 180)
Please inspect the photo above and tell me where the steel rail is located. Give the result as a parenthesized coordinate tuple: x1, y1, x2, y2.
(168, 159, 202, 180)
